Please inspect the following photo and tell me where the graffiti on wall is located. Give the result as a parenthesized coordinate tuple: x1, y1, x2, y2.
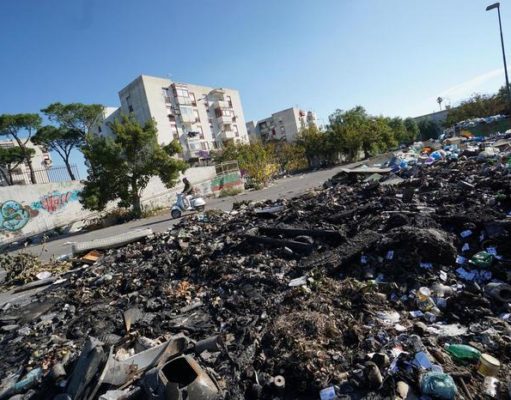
(31, 190, 81, 213)
(0, 200, 37, 232)
(0, 189, 81, 233)
(210, 172, 243, 192)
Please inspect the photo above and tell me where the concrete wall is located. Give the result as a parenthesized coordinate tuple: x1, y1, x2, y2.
(0, 181, 90, 245)
(0, 166, 241, 246)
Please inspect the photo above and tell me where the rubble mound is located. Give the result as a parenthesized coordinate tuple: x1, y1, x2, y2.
(1, 154, 511, 399)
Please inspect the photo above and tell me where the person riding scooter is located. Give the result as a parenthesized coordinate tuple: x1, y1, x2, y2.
(181, 177, 194, 210)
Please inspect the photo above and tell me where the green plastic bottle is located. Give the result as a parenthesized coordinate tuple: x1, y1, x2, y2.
(469, 251, 493, 268)
(444, 344, 481, 362)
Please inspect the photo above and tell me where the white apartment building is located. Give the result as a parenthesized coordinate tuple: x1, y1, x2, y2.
(93, 75, 249, 160)
(0, 139, 52, 186)
(246, 107, 317, 143)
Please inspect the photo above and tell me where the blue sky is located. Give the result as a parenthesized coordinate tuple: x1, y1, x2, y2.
(1, 0, 510, 176)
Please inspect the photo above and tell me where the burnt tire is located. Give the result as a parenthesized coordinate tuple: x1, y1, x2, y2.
(171, 209, 182, 219)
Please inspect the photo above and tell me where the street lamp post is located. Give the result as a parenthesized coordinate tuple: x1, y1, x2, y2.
(486, 2, 511, 107)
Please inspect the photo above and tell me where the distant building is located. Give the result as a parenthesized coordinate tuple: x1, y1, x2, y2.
(246, 107, 317, 143)
(414, 109, 449, 125)
(93, 75, 250, 161)
(0, 139, 52, 186)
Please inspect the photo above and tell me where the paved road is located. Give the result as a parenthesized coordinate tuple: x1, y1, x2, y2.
(7, 165, 351, 261)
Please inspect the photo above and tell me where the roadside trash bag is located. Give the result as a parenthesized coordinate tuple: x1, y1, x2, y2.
(420, 372, 457, 400)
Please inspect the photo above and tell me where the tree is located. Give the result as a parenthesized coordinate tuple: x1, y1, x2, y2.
(437, 97, 443, 111)
(417, 119, 442, 140)
(296, 124, 330, 167)
(42, 102, 104, 140)
(81, 114, 187, 218)
(270, 141, 308, 173)
(212, 141, 277, 185)
(387, 117, 408, 145)
(371, 116, 397, 153)
(404, 118, 420, 144)
(0, 114, 41, 184)
(31, 126, 81, 180)
(328, 107, 368, 161)
(445, 89, 509, 126)
(0, 146, 35, 185)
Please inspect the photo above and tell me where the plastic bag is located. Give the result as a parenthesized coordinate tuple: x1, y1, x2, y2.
(420, 372, 457, 400)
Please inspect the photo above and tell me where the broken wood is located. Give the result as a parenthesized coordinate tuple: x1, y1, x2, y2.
(244, 234, 313, 254)
(259, 227, 343, 242)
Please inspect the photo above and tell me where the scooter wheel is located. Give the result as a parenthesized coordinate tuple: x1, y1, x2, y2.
(171, 209, 182, 219)
(196, 205, 205, 212)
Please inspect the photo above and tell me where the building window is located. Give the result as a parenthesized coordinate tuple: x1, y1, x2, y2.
(162, 88, 171, 103)
(98, 126, 102, 133)
(197, 126, 204, 139)
(201, 142, 208, 151)
(171, 124, 179, 140)
(193, 109, 200, 123)
(223, 109, 234, 117)
(226, 95, 232, 107)
(190, 92, 197, 106)
(189, 142, 200, 151)
(126, 95, 134, 113)
(176, 88, 188, 97)
(233, 124, 239, 137)
(212, 141, 218, 149)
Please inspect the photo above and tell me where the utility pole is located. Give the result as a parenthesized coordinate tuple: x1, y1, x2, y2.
(486, 3, 511, 109)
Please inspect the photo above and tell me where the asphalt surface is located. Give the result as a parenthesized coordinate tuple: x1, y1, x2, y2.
(6, 163, 358, 262)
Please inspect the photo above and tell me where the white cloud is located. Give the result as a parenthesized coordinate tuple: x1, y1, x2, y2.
(436, 68, 504, 101)
(405, 67, 508, 117)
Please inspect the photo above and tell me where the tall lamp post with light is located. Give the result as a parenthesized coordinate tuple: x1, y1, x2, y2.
(486, 2, 511, 109)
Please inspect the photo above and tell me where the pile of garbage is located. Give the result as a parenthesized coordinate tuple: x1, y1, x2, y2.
(0, 254, 71, 289)
(1, 151, 511, 399)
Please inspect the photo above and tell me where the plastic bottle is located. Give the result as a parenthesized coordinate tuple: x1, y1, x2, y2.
(444, 344, 481, 363)
(469, 251, 494, 268)
(416, 287, 441, 315)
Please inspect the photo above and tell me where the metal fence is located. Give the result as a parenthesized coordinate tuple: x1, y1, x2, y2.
(0, 165, 80, 186)
(215, 160, 239, 175)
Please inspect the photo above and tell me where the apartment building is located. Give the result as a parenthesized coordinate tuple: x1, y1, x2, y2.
(0, 139, 52, 186)
(93, 75, 249, 160)
(246, 107, 317, 143)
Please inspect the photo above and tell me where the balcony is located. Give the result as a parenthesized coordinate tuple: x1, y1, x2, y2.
(211, 99, 232, 110)
(176, 96, 192, 106)
(216, 115, 233, 126)
(220, 130, 236, 140)
(186, 131, 203, 142)
(179, 106, 195, 125)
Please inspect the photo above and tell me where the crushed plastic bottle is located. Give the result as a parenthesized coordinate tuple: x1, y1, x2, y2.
(416, 287, 441, 315)
(420, 372, 457, 400)
(444, 343, 481, 363)
(469, 251, 494, 268)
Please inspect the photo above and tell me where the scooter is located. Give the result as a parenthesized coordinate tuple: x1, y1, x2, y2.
(171, 193, 206, 219)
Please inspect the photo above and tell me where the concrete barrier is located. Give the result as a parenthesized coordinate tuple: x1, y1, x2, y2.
(0, 166, 242, 246)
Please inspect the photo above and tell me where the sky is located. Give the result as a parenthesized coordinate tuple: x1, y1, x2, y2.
(1, 0, 510, 176)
